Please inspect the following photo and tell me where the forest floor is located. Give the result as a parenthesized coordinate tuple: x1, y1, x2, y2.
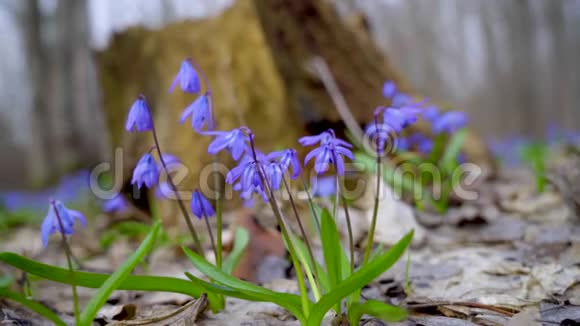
(1, 159, 579, 326)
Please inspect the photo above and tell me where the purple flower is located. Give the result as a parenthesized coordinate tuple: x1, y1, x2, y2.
(131, 153, 159, 189)
(423, 105, 439, 121)
(125, 95, 153, 132)
(382, 81, 397, 99)
(154, 182, 174, 199)
(408, 133, 433, 154)
(102, 195, 129, 213)
(433, 111, 468, 134)
(302, 130, 354, 176)
(207, 128, 248, 160)
(267, 149, 301, 179)
(392, 93, 411, 107)
(227, 154, 269, 201)
(311, 176, 336, 197)
(41, 200, 86, 247)
(298, 130, 352, 148)
(179, 93, 211, 131)
(190, 189, 215, 219)
(169, 59, 201, 94)
(158, 153, 181, 168)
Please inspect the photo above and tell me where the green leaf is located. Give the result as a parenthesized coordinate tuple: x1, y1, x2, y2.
(0, 274, 14, 288)
(0, 253, 217, 309)
(291, 235, 322, 300)
(440, 128, 467, 174)
(78, 222, 161, 325)
(307, 230, 414, 326)
(320, 208, 342, 291)
(185, 272, 307, 324)
(182, 247, 305, 313)
(0, 288, 66, 326)
(347, 300, 407, 325)
(222, 227, 249, 274)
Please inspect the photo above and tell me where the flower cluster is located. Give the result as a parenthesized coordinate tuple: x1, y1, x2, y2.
(368, 81, 469, 154)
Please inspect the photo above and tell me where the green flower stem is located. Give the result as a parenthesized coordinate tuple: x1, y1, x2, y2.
(151, 125, 204, 255)
(212, 157, 223, 269)
(281, 175, 321, 290)
(338, 177, 355, 273)
(51, 202, 80, 325)
(363, 155, 381, 265)
(300, 172, 321, 233)
(248, 134, 311, 317)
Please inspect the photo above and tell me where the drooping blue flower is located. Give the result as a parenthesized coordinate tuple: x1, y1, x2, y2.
(382, 81, 397, 99)
(433, 111, 468, 134)
(131, 153, 159, 189)
(41, 200, 86, 247)
(169, 59, 201, 94)
(155, 182, 174, 199)
(190, 189, 215, 219)
(179, 93, 211, 131)
(298, 130, 352, 148)
(206, 128, 248, 160)
(125, 95, 153, 132)
(102, 194, 129, 213)
(227, 153, 269, 201)
(158, 153, 181, 169)
(302, 130, 354, 176)
(267, 149, 301, 179)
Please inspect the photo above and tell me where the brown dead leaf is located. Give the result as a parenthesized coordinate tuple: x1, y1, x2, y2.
(232, 209, 286, 283)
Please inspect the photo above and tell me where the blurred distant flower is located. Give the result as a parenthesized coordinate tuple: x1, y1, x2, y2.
(433, 111, 468, 134)
(191, 190, 215, 219)
(102, 195, 129, 213)
(311, 176, 336, 197)
(206, 128, 248, 160)
(131, 153, 159, 189)
(408, 133, 433, 154)
(382, 81, 397, 99)
(157, 153, 181, 170)
(169, 59, 201, 94)
(155, 182, 175, 199)
(41, 200, 86, 247)
(125, 95, 153, 132)
(179, 92, 211, 131)
(423, 105, 439, 121)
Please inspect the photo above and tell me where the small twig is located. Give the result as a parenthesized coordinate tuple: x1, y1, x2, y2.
(308, 57, 364, 144)
(406, 301, 519, 317)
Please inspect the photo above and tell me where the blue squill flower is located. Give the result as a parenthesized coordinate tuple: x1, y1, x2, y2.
(41, 200, 86, 247)
(190, 189, 215, 219)
(267, 149, 301, 179)
(179, 92, 211, 131)
(131, 153, 159, 189)
(206, 128, 248, 160)
(382, 81, 397, 99)
(169, 59, 201, 94)
(125, 95, 153, 132)
(158, 153, 181, 169)
(433, 111, 468, 134)
(408, 133, 434, 154)
(298, 130, 352, 148)
(102, 195, 129, 213)
(311, 176, 336, 197)
(423, 105, 439, 121)
(302, 130, 354, 176)
(227, 153, 269, 201)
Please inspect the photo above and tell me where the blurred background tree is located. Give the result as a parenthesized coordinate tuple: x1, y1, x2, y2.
(0, 0, 578, 189)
